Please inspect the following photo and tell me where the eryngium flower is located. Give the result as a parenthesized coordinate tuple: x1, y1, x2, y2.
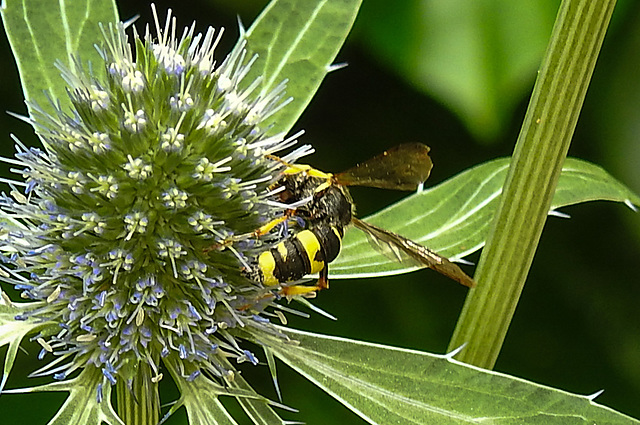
(0, 8, 304, 402)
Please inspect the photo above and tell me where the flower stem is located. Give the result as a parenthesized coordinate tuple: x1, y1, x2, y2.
(116, 363, 160, 425)
(447, 0, 617, 369)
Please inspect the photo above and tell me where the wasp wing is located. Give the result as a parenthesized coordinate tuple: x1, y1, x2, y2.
(333, 143, 433, 191)
(351, 217, 475, 288)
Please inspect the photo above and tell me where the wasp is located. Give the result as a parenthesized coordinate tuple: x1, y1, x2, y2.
(243, 143, 475, 296)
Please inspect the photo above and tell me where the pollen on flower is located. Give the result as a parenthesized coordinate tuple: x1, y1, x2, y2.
(0, 4, 307, 412)
(88, 132, 111, 153)
(161, 187, 189, 209)
(89, 174, 119, 199)
(160, 128, 185, 152)
(157, 239, 186, 258)
(153, 43, 186, 75)
(89, 85, 110, 111)
(224, 90, 246, 113)
(198, 108, 228, 133)
(194, 157, 233, 181)
(123, 155, 153, 179)
(124, 212, 149, 239)
(216, 74, 233, 92)
(66, 171, 86, 194)
(81, 212, 106, 234)
(169, 92, 194, 111)
(188, 210, 225, 234)
(122, 69, 146, 92)
(123, 108, 147, 132)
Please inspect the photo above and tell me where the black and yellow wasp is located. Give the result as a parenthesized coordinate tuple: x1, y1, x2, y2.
(244, 143, 475, 296)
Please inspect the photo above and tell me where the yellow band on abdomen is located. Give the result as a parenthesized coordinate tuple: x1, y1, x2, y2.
(296, 230, 324, 274)
(257, 251, 279, 286)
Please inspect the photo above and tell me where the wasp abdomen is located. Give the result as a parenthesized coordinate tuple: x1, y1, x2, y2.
(257, 225, 343, 286)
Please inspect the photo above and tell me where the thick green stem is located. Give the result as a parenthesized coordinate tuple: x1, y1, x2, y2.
(116, 362, 160, 425)
(448, 0, 617, 369)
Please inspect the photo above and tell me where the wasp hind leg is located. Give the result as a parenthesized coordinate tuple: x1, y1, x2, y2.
(280, 266, 330, 298)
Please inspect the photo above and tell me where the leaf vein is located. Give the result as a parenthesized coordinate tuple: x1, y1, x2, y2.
(261, 0, 328, 94)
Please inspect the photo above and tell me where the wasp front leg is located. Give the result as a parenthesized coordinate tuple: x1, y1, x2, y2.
(203, 211, 294, 253)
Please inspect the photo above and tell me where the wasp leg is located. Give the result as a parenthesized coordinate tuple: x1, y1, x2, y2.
(266, 154, 334, 180)
(313, 180, 332, 194)
(203, 238, 232, 253)
(318, 265, 329, 290)
(279, 265, 329, 297)
(253, 214, 290, 237)
(204, 213, 293, 254)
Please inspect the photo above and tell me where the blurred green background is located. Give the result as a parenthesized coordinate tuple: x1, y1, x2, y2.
(1, 0, 639, 423)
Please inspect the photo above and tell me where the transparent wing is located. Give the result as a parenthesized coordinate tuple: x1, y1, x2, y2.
(333, 143, 433, 191)
(351, 217, 475, 288)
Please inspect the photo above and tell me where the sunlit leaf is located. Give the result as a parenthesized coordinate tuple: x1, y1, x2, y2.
(269, 327, 640, 425)
(0, 299, 43, 392)
(221, 358, 288, 425)
(332, 157, 640, 278)
(164, 358, 279, 425)
(0, 0, 118, 115)
(357, 0, 557, 141)
(241, 0, 362, 136)
(4, 367, 123, 425)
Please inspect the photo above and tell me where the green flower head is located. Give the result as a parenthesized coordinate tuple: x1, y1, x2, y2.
(0, 5, 306, 410)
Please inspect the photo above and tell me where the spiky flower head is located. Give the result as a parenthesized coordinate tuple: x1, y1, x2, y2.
(0, 6, 305, 406)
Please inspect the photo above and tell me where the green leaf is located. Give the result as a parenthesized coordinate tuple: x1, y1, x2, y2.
(1, 302, 119, 424)
(241, 0, 362, 136)
(4, 367, 124, 425)
(0, 299, 43, 392)
(0, 0, 119, 116)
(268, 327, 640, 425)
(227, 373, 287, 425)
(331, 157, 640, 278)
(357, 0, 557, 141)
(164, 371, 239, 425)
(164, 357, 279, 425)
(220, 357, 288, 425)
